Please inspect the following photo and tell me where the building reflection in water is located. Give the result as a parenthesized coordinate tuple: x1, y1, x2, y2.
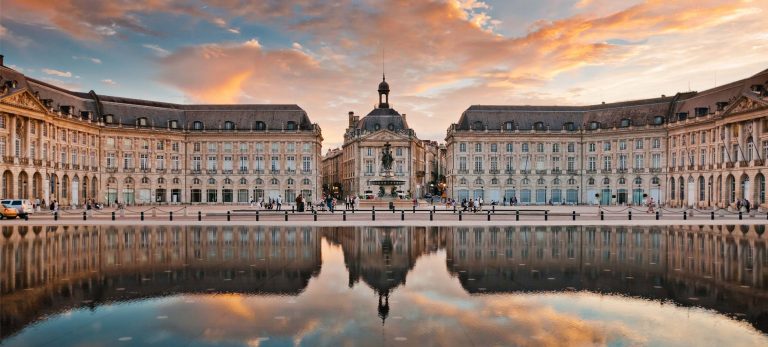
(0, 224, 766, 339)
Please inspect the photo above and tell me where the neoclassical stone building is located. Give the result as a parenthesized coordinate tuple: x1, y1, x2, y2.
(0, 57, 323, 206)
(446, 68, 768, 208)
(332, 76, 429, 198)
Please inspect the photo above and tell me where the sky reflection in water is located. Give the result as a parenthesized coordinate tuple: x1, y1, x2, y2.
(1, 225, 766, 347)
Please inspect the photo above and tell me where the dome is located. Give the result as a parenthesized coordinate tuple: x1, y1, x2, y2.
(378, 75, 390, 93)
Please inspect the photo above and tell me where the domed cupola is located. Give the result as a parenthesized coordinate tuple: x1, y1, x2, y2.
(377, 74, 390, 108)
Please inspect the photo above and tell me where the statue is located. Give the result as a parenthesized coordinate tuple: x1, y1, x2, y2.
(381, 142, 394, 171)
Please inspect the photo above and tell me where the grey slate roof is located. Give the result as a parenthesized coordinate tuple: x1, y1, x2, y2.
(0, 64, 316, 131)
(355, 107, 410, 131)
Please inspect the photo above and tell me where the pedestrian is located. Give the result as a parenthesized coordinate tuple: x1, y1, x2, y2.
(277, 195, 282, 210)
(647, 197, 655, 213)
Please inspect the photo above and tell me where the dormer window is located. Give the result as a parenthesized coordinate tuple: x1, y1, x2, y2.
(676, 112, 688, 121)
(653, 116, 664, 125)
(588, 121, 600, 130)
(254, 121, 266, 131)
(619, 119, 631, 128)
(224, 121, 235, 131)
(80, 111, 91, 120)
(387, 123, 395, 131)
(473, 121, 483, 130)
(374, 123, 381, 131)
(716, 102, 728, 111)
(169, 120, 179, 129)
(505, 121, 514, 131)
(286, 121, 296, 130)
(694, 107, 709, 116)
(137, 117, 148, 127)
(534, 122, 545, 131)
(564, 122, 576, 131)
(192, 121, 203, 130)
(104, 114, 114, 124)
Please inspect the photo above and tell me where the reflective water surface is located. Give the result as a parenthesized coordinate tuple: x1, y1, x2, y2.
(1, 225, 767, 346)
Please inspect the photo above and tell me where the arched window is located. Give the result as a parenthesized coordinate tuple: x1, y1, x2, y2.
(553, 178, 561, 185)
(193, 178, 201, 185)
(286, 121, 296, 130)
(254, 121, 266, 131)
(536, 178, 545, 185)
(223, 178, 232, 185)
(602, 177, 610, 185)
(172, 178, 180, 184)
(473, 121, 483, 130)
(208, 177, 216, 185)
(141, 177, 150, 184)
(567, 178, 576, 185)
(521, 178, 530, 185)
(157, 177, 165, 184)
(124, 177, 134, 185)
(239, 178, 247, 185)
(505, 122, 514, 131)
(474, 177, 484, 185)
(388, 123, 395, 131)
(506, 178, 516, 185)
(588, 177, 595, 185)
(634, 177, 642, 185)
(533, 122, 545, 131)
(618, 177, 626, 185)
(287, 178, 295, 185)
(302, 178, 311, 185)
(255, 178, 264, 185)
(192, 121, 203, 130)
(670, 177, 676, 199)
(270, 178, 279, 185)
(224, 121, 235, 130)
(491, 178, 499, 185)
(374, 124, 381, 130)
(459, 178, 468, 185)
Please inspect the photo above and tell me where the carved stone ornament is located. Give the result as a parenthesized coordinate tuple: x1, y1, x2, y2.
(1, 91, 47, 113)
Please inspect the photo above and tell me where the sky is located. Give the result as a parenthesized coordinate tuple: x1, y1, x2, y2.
(1, 0, 767, 149)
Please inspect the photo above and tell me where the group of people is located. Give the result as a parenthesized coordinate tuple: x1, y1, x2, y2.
(249, 195, 283, 210)
(736, 198, 753, 212)
(460, 197, 484, 212)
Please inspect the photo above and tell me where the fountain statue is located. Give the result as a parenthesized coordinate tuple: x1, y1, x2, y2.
(370, 142, 405, 199)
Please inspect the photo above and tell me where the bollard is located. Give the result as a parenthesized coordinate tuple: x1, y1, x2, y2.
(170, 211, 173, 221)
(352, 205, 355, 213)
(141, 211, 144, 221)
(256, 211, 259, 222)
(83, 211, 87, 221)
(433, 205, 436, 213)
(284, 211, 288, 221)
(343, 210, 347, 221)
(431, 210, 435, 221)
(313, 211, 317, 222)
(401, 210, 405, 221)
(453, 205, 457, 213)
(487, 210, 491, 221)
(292, 205, 295, 213)
(711, 211, 714, 220)
(372, 210, 376, 221)
(112, 211, 115, 221)
(683, 211, 687, 220)
(628, 211, 632, 221)
(544, 210, 548, 221)
(459, 210, 463, 221)
(227, 211, 231, 221)
(600, 210, 604, 221)
(198, 211, 202, 221)
(413, 206, 416, 214)
(492, 205, 495, 213)
(572, 211, 576, 221)
(655, 211, 659, 220)
(739, 211, 743, 220)
(54, 211, 58, 221)
(515, 210, 519, 221)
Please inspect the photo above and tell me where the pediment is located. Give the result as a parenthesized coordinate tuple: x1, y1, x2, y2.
(722, 93, 768, 117)
(0, 90, 50, 114)
(360, 129, 411, 142)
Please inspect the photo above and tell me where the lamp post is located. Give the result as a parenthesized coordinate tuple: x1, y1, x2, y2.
(708, 181, 712, 207)
(544, 185, 547, 205)
(576, 186, 580, 205)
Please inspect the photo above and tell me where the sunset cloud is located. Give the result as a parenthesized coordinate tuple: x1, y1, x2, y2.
(41, 68, 73, 78)
(2, 0, 766, 147)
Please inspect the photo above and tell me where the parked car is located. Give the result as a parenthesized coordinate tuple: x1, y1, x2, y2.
(0, 199, 34, 218)
(0, 204, 18, 219)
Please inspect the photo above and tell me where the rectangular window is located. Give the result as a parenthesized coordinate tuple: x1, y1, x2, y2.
(123, 138, 132, 149)
(490, 143, 498, 152)
(208, 143, 217, 153)
(603, 156, 612, 170)
(652, 154, 661, 169)
(635, 139, 644, 150)
(172, 142, 180, 152)
(603, 141, 611, 151)
(106, 137, 115, 148)
(194, 142, 201, 152)
(522, 143, 529, 152)
(239, 156, 248, 171)
(552, 143, 560, 153)
(302, 156, 311, 171)
(536, 143, 544, 152)
(140, 154, 149, 170)
(286, 156, 296, 171)
(459, 157, 467, 171)
(490, 156, 498, 171)
(588, 157, 596, 171)
(254, 156, 264, 171)
(223, 156, 233, 171)
(156, 140, 165, 151)
(459, 143, 467, 152)
(552, 156, 560, 170)
(567, 143, 575, 153)
(192, 156, 201, 170)
(634, 154, 644, 169)
(255, 143, 264, 152)
(567, 157, 575, 171)
(474, 156, 483, 171)
(124, 153, 134, 169)
(271, 156, 279, 171)
(303, 143, 311, 153)
(588, 143, 595, 152)
(619, 140, 627, 151)
(207, 156, 217, 170)
(172, 156, 180, 170)
(223, 142, 233, 152)
(618, 154, 627, 170)
(107, 153, 116, 168)
(286, 142, 295, 152)
(156, 155, 165, 170)
(396, 147, 403, 156)
(366, 160, 373, 174)
(271, 143, 279, 153)
(506, 143, 513, 152)
(475, 143, 482, 152)
(652, 138, 660, 149)
(240, 143, 248, 153)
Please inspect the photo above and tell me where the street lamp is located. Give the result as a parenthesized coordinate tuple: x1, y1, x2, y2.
(708, 181, 712, 207)
(544, 185, 548, 205)
(576, 186, 580, 205)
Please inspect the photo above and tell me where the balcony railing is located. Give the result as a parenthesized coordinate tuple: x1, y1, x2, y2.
(253, 169, 265, 174)
(585, 169, 596, 174)
(33, 159, 43, 166)
(551, 169, 562, 175)
(123, 168, 134, 173)
(3, 156, 14, 163)
(473, 169, 485, 174)
(754, 159, 765, 166)
(649, 168, 662, 173)
(106, 167, 118, 173)
(687, 165, 694, 171)
(738, 160, 749, 168)
(140, 168, 150, 173)
(600, 169, 612, 174)
(286, 169, 296, 174)
(566, 169, 578, 175)
(171, 169, 182, 174)
(725, 162, 735, 169)
(238, 169, 249, 174)
(489, 169, 500, 174)
(156, 168, 167, 174)
(301, 170, 312, 175)
(617, 168, 627, 173)
(632, 168, 644, 173)
(270, 170, 280, 175)
(505, 169, 515, 174)
(63, 164, 71, 170)
(191, 169, 201, 175)
(207, 169, 218, 174)
(222, 169, 233, 174)
(535, 169, 547, 175)
(520, 170, 531, 175)
(20, 158, 29, 165)
(457, 169, 469, 174)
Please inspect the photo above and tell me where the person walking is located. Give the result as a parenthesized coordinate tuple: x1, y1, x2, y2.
(646, 197, 655, 213)
(276, 195, 283, 210)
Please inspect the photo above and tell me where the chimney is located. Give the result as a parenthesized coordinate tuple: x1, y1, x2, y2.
(402, 113, 406, 122)
(0, 55, 4, 66)
(348, 111, 355, 127)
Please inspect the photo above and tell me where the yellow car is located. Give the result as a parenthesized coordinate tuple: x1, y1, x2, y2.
(0, 204, 18, 219)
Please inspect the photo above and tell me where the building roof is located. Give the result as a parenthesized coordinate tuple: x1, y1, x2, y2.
(0, 63, 317, 132)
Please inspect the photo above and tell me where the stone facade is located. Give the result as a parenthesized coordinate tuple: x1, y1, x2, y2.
(325, 76, 428, 199)
(446, 68, 768, 208)
(0, 58, 323, 206)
